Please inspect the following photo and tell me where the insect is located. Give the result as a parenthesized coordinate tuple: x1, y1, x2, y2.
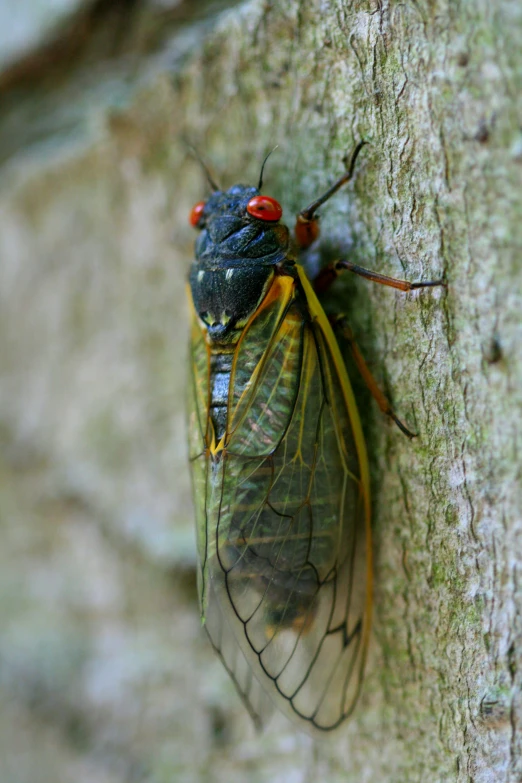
(186, 143, 444, 732)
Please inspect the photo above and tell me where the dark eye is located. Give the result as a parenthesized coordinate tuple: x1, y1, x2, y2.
(246, 195, 283, 222)
(189, 201, 206, 227)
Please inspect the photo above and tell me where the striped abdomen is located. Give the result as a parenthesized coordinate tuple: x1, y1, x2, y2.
(209, 349, 234, 443)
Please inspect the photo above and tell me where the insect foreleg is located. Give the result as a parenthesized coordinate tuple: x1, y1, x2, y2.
(294, 140, 367, 250)
(330, 315, 416, 439)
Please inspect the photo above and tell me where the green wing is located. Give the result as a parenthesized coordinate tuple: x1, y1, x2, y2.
(187, 271, 371, 732)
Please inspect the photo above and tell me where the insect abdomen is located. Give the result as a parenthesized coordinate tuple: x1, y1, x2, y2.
(209, 350, 233, 442)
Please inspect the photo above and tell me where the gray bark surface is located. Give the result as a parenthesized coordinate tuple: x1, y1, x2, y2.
(0, 1, 520, 781)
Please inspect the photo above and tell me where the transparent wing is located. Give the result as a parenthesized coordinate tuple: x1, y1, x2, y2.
(187, 286, 276, 727)
(186, 297, 212, 608)
(188, 271, 371, 732)
(204, 577, 275, 729)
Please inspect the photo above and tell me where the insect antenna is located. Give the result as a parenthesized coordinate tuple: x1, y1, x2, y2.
(257, 146, 279, 190)
(184, 141, 220, 192)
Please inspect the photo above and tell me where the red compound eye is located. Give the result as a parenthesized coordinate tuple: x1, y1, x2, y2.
(246, 195, 283, 222)
(189, 201, 206, 227)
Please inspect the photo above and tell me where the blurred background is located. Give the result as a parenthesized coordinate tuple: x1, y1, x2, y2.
(0, 2, 323, 781)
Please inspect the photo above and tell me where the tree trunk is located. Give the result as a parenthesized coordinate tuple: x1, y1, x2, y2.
(0, 1, 520, 781)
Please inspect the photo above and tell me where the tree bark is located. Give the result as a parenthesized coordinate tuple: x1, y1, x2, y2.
(0, 1, 520, 781)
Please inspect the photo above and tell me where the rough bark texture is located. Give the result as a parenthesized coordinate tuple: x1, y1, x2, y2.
(0, 1, 520, 781)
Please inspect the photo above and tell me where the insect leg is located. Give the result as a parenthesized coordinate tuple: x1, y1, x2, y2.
(294, 140, 367, 249)
(313, 259, 446, 295)
(331, 315, 416, 439)
(333, 260, 446, 292)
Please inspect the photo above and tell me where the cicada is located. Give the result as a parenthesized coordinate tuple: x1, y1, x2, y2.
(186, 144, 444, 732)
